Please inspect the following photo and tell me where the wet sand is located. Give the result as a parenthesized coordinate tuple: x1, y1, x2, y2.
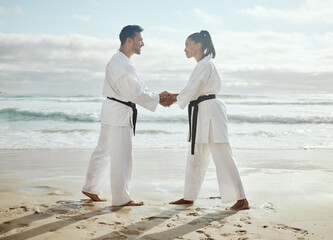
(0, 148, 332, 239)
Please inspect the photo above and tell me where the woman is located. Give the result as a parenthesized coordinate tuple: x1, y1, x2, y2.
(169, 30, 249, 210)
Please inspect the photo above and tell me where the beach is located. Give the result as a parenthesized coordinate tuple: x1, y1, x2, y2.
(0, 148, 332, 240)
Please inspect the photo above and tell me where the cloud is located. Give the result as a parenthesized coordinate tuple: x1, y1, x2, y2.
(0, 33, 115, 94)
(72, 14, 91, 22)
(176, 10, 184, 18)
(151, 26, 182, 34)
(192, 8, 221, 26)
(239, 0, 333, 23)
(0, 32, 332, 95)
(14, 5, 23, 14)
(214, 31, 333, 72)
(0, 6, 6, 15)
(212, 30, 333, 93)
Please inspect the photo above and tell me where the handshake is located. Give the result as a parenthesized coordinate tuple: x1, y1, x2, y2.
(159, 91, 178, 107)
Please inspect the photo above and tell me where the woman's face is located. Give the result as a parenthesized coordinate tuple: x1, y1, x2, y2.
(184, 38, 200, 58)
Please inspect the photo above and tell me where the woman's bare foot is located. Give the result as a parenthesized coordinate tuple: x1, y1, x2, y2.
(229, 198, 249, 211)
(169, 198, 194, 205)
(123, 200, 144, 206)
(82, 191, 106, 202)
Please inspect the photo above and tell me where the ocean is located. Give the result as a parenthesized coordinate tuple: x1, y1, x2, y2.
(0, 94, 332, 150)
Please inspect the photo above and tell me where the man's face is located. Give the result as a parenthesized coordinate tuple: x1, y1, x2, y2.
(132, 32, 144, 55)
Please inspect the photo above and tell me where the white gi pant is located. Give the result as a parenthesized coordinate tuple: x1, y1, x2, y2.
(183, 142, 246, 203)
(82, 124, 133, 206)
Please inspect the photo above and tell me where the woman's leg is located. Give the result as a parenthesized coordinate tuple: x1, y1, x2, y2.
(209, 143, 246, 203)
(183, 143, 211, 201)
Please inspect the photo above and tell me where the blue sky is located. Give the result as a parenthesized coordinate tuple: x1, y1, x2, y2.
(0, 0, 333, 95)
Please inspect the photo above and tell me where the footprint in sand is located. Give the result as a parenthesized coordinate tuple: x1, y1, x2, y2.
(261, 202, 275, 212)
(102, 231, 128, 240)
(167, 223, 176, 227)
(240, 216, 252, 224)
(186, 212, 200, 216)
(236, 229, 247, 236)
(144, 216, 170, 221)
(18, 223, 29, 228)
(75, 224, 87, 229)
(196, 230, 211, 238)
(274, 224, 308, 235)
(121, 229, 141, 235)
(208, 196, 221, 199)
(56, 215, 72, 219)
(171, 214, 180, 221)
(220, 233, 233, 237)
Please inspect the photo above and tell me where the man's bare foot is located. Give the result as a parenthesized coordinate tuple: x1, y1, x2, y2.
(229, 198, 249, 211)
(169, 198, 194, 205)
(82, 191, 106, 202)
(123, 201, 144, 206)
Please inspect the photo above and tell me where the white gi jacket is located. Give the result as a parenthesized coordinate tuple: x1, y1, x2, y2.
(177, 56, 229, 143)
(101, 50, 159, 127)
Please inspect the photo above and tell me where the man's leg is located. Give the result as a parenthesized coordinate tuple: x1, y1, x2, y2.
(109, 126, 141, 206)
(210, 143, 247, 208)
(82, 124, 111, 200)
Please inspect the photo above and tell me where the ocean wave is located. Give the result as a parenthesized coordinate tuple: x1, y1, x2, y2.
(229, 115, 333, 124)
(0, 96, 104, 103)
(1, 108, 332, 124)
(136, 130, 180, 134)
(0, 108, 99, 122)
(38, 129, 178, 135)
(55, 97, 104, 102)
(2, 94, 332, 106)
(225, 101, 333, 105)
(39, 129, 97, 133)
(139, 115, 188, 123)
(140, 114, 333, 124)
(233, 130, 276, 137)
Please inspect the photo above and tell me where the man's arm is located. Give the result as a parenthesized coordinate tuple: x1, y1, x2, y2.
(159, 91, 178, 107)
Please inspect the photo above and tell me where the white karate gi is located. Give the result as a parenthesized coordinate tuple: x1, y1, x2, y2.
(177, 56, 246, 203)
(83, 50, 159, 206)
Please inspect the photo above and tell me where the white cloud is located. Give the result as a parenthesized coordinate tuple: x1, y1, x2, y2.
(151, 26, 182, 34)
(214, 31, 333, 72)
(239, 0, 333, 23)
(211, 30, 333, 93)
(176, 10, 184, 18)
(0, 32, 332, 94)
(0, 6, 6, 15)
(72, 14, 91, 22)
(14, 5, 23, 14)
(192, 8, 221, 26)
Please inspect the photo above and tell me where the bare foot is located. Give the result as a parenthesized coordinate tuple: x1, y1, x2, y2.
(123, 201, 144, 206)
(169, 198, 194, 205)
(229, 198, 249, 211)
(82, 191, 106, 202)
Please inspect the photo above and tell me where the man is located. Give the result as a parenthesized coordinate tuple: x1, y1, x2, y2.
(82, 25, 173, 206)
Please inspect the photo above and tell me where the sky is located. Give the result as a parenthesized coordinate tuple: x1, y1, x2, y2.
(0, 0, 333, 95)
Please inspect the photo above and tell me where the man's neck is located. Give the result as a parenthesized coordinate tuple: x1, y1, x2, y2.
(119, 47, 132, 58)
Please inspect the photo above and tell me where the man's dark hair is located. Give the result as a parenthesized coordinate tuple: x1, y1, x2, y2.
(119, 25, 144, 45)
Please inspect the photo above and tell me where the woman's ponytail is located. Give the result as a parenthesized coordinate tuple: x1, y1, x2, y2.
(188, 30, 216, 59)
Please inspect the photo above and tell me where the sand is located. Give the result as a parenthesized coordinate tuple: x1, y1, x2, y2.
(0, 148, 332, 240)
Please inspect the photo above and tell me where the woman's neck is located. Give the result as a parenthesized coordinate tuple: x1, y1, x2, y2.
(194, 53, 204, 62)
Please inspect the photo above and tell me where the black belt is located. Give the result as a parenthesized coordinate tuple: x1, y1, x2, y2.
(107, 97, 137, 136)
(188, 94, 216, 155)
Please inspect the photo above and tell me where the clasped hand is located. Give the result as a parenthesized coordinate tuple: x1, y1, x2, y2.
(159, 91, 178, 107)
